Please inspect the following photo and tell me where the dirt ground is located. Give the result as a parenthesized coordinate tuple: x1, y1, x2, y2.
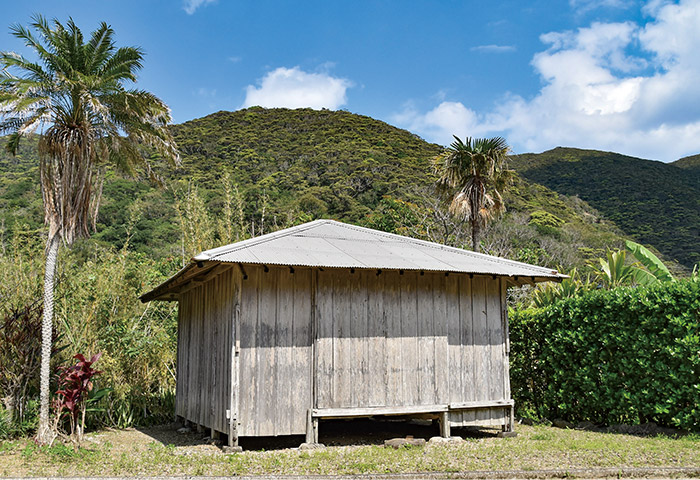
(85, 417, 476, 453)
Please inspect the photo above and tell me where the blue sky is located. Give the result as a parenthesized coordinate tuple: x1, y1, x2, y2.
(2, 0, 699, 162)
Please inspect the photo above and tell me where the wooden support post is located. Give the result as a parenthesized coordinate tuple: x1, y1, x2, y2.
(509, 405, 515, 432)
(313, 417, 319, 443)
(498, 406, 517, 438)
(440, 411, 451, 438)
(211, 429, 221, 440)
(196, 423, 205, 434)
(228, 428, 239, 447)
(306, 409, 314, 444)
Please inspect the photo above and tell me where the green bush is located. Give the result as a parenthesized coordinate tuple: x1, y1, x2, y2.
(510, 279, 700, 430)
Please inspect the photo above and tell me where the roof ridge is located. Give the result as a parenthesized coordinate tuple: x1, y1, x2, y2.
(319, 221, 558, 275)
(196, 219, 558, 276)
(194, 219, 332, 261)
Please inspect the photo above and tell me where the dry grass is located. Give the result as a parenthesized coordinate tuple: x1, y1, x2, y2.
(0, 422, 698, 477)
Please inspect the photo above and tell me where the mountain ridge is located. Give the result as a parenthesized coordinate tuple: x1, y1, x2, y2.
(0, 108, 694, 271)
(511, 146, 700, 267)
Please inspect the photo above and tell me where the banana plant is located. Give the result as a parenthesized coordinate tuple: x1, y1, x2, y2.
(594, 249, 636, 288)
(625, 240, 675, 284)
(593, 241, 675, 289)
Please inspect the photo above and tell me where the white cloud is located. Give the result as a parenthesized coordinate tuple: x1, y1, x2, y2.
(569, 0, 634, 13)
(393, 0, 700, 162)
(183, 0, 216, 15)
(196, 87, 217, 98)
(470, 44, 516, 53)
(242, 67, 352, 110)
(392, 102, 484, 146)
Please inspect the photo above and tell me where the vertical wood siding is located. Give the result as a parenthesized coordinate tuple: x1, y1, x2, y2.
(314, 270, 508, 413)
(238, 265, 313, 436)
(177, 265, 510, 437)
(175, 268, 238, 435)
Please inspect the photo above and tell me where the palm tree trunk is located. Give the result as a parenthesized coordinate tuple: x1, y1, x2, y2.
(471, 219, 481, 252)
(36, 234, 59, 445)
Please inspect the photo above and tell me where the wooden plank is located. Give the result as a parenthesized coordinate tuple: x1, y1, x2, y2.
(400, 271, 419, 406)
(334, 270, 352, 407)
(190, 287, 200, 426)
(315, 270, 334, 408)
(238, 265, 259, 436)
(501, 279, 512, 402)
(313, 404, 447, 418)
(449, 407, 508, 427)
(292, 267, 312, 434)
(276, 267, 294, 435)
(207, 277, 217, 431)
(183, 291, 193, 423)
(432, 273, 449, 404)
(459, 275, 475, 402)
(487, 277, 505, 401)
(230, 268, 241, 445)
(384, 270, 402, 406)
(446, 274, 462, 404)
(440, 411, 451, 438)
(306, 409, 314, 444)
(219, 270, 233, 434)
(175, 300, 184, 418)
(201, 285, 210, 428)
(471, 276, 489, 424)
(350, 269, 368, 406)
(367, 271, 387, 407)
(449, 399, 514, 409)
(416, 273, 435, 405)
(257, 266, 278, 436)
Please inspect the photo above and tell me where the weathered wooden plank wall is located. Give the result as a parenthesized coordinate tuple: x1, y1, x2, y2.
(238, 265, 313, 437)
(315, 270, 508, 417)
(176, 264, 510, 437)
(176, 268, 237, 435)
(316, 269, 506, 416)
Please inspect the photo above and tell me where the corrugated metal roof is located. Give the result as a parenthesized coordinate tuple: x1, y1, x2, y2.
(141, 219, 565, 302)
(195, 219, 562, 277)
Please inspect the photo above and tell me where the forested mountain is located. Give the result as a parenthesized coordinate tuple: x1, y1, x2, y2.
(0, 108, 693, 272)
(672, 154, 700, 173)
(510, 147, 700, 268)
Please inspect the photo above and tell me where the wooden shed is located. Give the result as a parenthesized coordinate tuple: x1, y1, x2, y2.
(141, 219, 564, 446)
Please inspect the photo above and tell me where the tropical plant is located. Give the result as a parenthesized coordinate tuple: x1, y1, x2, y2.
(592, 249, 636, 288)
(52, 353, 107, 446)
(510, 279, 700, 430)
(531, 267, 589, 307)
(592, 242, 675, 289)
(625, 240, 674, 284)
(433, 136, 513, 252)
(0, 15, 178, 443)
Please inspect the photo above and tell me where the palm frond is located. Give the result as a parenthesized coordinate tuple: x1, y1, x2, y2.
(0, 16, 178, 244)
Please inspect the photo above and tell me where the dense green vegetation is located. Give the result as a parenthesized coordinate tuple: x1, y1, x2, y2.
(511, 147, 700, 268)
(1, 109, 640, 270)
(1, 107, 697, 438)
(510, 279, 700, 430)
(672, 153, 700, 173)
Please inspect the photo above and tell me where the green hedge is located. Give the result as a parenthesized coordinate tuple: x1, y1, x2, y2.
(509, 280, 700, 430)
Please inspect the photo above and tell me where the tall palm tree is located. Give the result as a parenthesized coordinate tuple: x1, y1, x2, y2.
(433, 136, 513, 252)
(0, 16, 178, 444)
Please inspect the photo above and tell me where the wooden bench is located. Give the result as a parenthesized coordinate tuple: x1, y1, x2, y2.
(306, 400, 514, 443)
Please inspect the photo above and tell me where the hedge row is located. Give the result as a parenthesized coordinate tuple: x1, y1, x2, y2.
(509, 279, 700, 430)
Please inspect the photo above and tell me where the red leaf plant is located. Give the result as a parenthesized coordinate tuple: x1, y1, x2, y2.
(51, 353, 102, 446)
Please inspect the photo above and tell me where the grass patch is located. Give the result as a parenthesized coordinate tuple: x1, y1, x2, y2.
(0, 424, 698, 477)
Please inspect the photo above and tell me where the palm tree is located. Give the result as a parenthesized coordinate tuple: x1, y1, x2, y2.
(0, 16, 178, 444)
(433, 136, 513, 252)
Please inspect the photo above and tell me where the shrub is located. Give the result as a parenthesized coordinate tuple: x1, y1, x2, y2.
(510, 279, 700, 430)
